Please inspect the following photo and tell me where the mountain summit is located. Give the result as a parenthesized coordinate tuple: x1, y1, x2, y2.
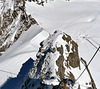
(21, 31, 96, 89)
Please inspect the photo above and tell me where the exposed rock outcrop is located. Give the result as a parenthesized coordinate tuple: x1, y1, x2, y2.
(0, 0, 37, 55)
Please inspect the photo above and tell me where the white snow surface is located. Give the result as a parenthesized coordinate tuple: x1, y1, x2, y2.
(0, 0, 100, 88)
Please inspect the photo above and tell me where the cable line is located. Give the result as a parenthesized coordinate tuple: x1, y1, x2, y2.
(86, 38, 98, 49)
(83, 36, 100, 52)
(85, 38, 99, 50)
(75, 46, 100, 82)
(89, 37, 100, 46)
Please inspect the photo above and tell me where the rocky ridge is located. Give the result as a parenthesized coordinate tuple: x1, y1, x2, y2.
(0, 0, 37, 55)
(21, 31, 96, 89)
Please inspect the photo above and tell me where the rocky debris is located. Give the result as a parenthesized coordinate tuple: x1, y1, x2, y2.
(21, 31, 97, 89)
(25, 0, 45, 6)
(25, 0, 55, 6)
(0, 0, 38, 55)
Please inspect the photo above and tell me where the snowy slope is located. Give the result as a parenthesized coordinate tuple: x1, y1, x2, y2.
(1, 58, 34, 89)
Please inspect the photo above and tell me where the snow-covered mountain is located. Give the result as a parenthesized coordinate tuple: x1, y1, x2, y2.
(0, 0, 37, 55)
(21, 31, 96, 89)
(0, 0, 100, 89)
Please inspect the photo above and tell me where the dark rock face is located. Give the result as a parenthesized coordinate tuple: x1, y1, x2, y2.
(56, 45, 65, 80)
(62, 35, 80, 69)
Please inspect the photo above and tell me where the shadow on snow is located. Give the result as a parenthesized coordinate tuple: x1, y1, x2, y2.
(1, 58, 34, 89)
